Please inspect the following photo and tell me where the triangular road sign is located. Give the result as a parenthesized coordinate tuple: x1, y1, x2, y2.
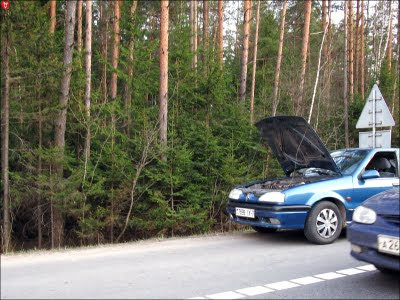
(356, 84, 395, 129)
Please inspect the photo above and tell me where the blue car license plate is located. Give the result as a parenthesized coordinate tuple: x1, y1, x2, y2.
(235, 207, 255, 219)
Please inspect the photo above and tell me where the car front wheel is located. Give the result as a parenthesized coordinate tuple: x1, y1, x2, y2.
(252, 226, 278, 233)
(304, 201, 343, 245)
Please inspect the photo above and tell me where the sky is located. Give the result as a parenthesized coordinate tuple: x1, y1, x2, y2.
(222, 1, 398, 47)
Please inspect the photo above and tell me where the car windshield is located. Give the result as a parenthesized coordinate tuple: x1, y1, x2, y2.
(330, 149, 369, 175)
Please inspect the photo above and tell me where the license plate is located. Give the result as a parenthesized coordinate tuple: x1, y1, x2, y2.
(235, 207, 255, 219)
(378, 235, 400, 256)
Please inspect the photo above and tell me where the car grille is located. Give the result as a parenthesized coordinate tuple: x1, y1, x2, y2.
(233, 214, 270, 224)
(380, 214, 400, 226)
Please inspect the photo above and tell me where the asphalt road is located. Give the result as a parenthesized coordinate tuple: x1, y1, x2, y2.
(1, 230, 399, 299)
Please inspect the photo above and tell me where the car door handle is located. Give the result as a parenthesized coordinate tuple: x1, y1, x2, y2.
(393, 183, 399, 187)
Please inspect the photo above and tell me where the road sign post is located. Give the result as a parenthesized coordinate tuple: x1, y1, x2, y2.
(356, 84, 395, 148)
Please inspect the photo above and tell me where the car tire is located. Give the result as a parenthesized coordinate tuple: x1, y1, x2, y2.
(304, 201, 343, 245)
(376, 266, 397, 274)
(252, 226, 278, 233)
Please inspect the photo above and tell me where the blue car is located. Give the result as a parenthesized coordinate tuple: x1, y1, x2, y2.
(226, 116, 399, 244)
(347, 188, 400, 272)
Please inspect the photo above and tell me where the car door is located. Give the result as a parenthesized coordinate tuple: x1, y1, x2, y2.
(350, 150, 399, 217)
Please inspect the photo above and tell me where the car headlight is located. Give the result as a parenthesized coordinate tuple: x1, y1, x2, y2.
(258, 192, 285, 203)
(352, 206, 376, 224)
(229, 189, 243, 200)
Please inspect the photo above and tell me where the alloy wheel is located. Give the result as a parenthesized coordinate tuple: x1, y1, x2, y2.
(316, 208, 338, 239)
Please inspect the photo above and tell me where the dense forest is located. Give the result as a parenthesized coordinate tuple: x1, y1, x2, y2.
(1, 0, 399, 253)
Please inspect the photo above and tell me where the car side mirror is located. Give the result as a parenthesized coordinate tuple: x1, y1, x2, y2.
(361, 170, 380, 180)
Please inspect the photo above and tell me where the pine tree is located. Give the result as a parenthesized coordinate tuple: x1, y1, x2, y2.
(160, 0, 169, 161)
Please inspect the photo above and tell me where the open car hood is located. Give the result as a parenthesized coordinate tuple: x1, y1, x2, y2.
(255, 116, 341, 177)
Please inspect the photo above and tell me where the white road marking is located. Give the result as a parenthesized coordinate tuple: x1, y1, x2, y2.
(235, 286, 274, 296)
(314, 272, 347, 280)
(357, 264, 377, 271)
(290, 276, 324, 285)
(336, 268, 366, 275)
(191, 264, 375, 299)
(265, 281, 299, 290)
(206, 291, 245, 299)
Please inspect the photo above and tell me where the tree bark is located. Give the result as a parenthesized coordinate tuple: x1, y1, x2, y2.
(190, 0, 193, 57)
(344, 0, 349, 148)
(159, 0, 169, 161)
(239, 0, 252, 102)
(322, 0, 327, 60)
(391, 1, 400, 114)
(77, 0, 83, 53)
(37, 86, 43, 249)
(296, 0, 311, 115)
(110, 0, 120, 101)
(360, 0, 365, 99)
(217, 0, 223, 69)
(83, 0, 92, 173)
(348, 0, 354, 101)
(272, 0, 287, 116)
(354, 0, 360, 94)
(49, 0, 56, 34)
(1, 20, 11, 253)
(123, 0, 138, 133)
(192, 1, 198, 70)
(203, 0, 208, 70)
(53, 0, 77, 248)
(100, 1, 108, 104)
(250, 0, 260, 124)
(387, 0, 393, 74)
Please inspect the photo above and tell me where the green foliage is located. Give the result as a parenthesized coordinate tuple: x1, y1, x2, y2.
(2, 0, 398, 251)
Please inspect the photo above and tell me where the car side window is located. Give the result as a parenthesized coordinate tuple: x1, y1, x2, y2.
(365, 152, 398, 178)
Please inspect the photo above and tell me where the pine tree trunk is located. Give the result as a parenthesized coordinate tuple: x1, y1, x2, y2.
(190, 0, 193, 56)
(83, 0, 92, 173)
(296, 0, 311, 115)
(348, 0, 354, 101)
(360, 0, 365, 99)
(272, 0, 287, 116)
(159, 0, 169, 161)
(53, 0, 77, 249)
(344, 0, 349, 148)
(49, 0, 56, 34)
(239, 0, 252, 102)
(77, 0, 83, 54)
(391, 1, 399, 114)
(100, 1, 108, 104)
(192, 1, 198, 70)
(1, 21, 11, 253)
(109, 0, 121, 244)
(123, 0, 138, 134)
(203, 0, 208, 69)
(354, 0, 359, 94)
(326, 0, 332, 108)
(387, 0, 393, 74)
(322, 0, 327, 60)
(250, 0, 260, 124)
(37, 89, 43, 249)
(217, 0, 223, 69)
(110, 0, 120, 101)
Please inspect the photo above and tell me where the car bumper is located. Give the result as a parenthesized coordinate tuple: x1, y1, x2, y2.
(347, 222, 400, 271)
(226, 201, 310, 229)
